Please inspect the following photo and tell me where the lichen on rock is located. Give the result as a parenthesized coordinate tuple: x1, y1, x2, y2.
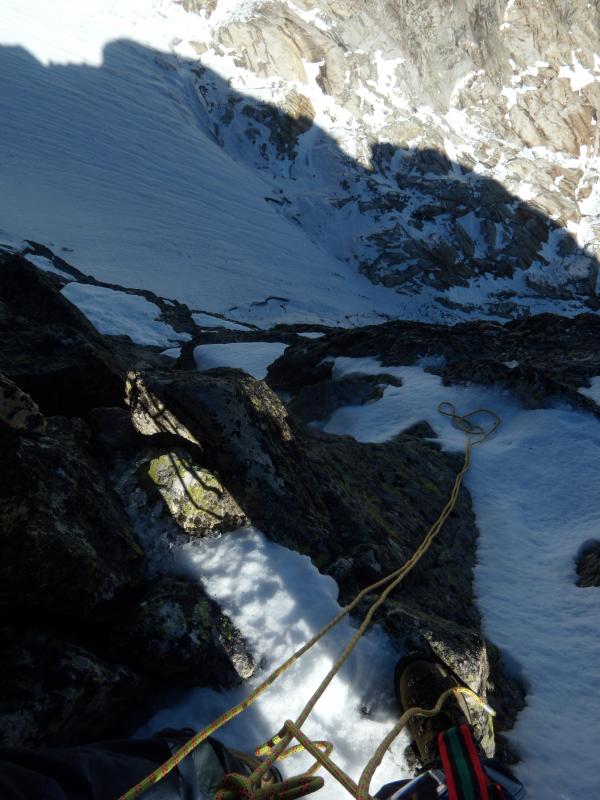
(145, 449, 247, 536)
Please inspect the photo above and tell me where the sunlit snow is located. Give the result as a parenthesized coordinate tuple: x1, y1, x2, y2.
(139, 529, 409, 797)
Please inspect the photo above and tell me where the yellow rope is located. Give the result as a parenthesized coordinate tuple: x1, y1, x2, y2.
(117, 403, 499, 800)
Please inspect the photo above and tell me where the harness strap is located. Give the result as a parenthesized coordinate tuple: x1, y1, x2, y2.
(438, 726, 490, 800)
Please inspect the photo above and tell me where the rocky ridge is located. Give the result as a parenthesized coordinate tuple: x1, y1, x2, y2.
(174, 0, 600, 315)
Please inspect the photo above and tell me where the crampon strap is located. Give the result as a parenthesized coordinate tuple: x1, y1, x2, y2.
(438, 725, 504, 800)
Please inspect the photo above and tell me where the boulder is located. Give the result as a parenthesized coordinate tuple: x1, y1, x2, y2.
(109, 575, 256, 686)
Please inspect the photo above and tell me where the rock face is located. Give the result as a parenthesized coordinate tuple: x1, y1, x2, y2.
(0, 254, 125, 415)
(0, 415, 144, 620)
(178, 0, 600, 314)
(0, 257, 257, 748)
(144, 449, 248, 537)
(0, 627, 144, 749)
(109, 576, 256, 684)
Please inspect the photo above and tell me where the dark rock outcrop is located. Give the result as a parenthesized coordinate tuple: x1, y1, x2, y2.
(288, 372, 401, 423)
(267, 313, 600, 419)
(0, 260, 260, 748)
(0, 253, 125, 416)
(109, 575, 256, 685)
(0, 415, 144, 621)
(0, 626, 144, 749)
(576, 541, 600, 588)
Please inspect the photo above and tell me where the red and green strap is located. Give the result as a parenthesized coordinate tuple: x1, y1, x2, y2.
(438, 725, 491, 800)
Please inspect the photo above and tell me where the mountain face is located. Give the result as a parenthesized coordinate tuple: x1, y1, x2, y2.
(178, 0, 600, 317)
(2, 3, 600, 797)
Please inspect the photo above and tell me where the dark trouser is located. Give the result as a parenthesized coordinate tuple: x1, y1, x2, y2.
(0, 731, 249, 800)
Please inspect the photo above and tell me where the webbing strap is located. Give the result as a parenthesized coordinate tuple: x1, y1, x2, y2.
(438, 726, 490, 800)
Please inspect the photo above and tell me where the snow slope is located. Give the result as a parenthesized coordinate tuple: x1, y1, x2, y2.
(0, 0, 420, 328)
(194, 342, 289, 379)
(62, 283, 192, 346)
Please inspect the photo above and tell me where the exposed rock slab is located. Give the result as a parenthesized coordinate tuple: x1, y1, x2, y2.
(109, 575, 256, 686)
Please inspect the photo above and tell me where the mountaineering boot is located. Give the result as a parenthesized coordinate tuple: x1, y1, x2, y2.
(395, 653, 473, 769)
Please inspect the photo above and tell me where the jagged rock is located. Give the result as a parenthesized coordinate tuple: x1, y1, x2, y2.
(109, 575, 256, 686)
(143, 448, 248, 536)
(0, 626, 144, 749)
(0, 253, 125, 416)
(125, 370, 201, 444)
(0, 416, 144, 620)
(0, 373, 45, 435)
(288, 372, 401, 423)
(182, 0, 600, 312)
(267, 313, 600, 419)
(576, 541, 600, 588)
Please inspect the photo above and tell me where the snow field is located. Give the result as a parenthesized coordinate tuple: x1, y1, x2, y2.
(318, 359, 600, 799)
(0, 0, 411, 329)
(61, 283, 192, 347)
(139, 529, 409, 797)
(194, 342, 289, 379)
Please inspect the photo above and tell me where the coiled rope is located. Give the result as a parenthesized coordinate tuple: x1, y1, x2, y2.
(119, 402, 500, 800)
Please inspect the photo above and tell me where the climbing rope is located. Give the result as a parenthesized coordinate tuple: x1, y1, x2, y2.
(118, 402, 500, 800)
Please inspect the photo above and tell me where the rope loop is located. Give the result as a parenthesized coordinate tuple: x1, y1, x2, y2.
(437, 402, 500, 443)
